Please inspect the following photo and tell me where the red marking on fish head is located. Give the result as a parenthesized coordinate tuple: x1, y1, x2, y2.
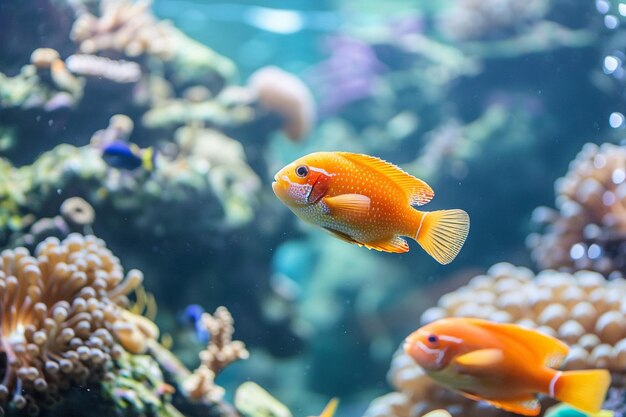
(272, 154, 333, 207)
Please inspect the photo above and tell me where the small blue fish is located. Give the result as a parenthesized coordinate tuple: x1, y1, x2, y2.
(101, 140, 156, 171)
(181, 304, 210, 344)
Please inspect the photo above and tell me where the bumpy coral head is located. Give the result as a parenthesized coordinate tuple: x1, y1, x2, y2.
(272, 153, 331, 208)
(404, 319, 468, 372)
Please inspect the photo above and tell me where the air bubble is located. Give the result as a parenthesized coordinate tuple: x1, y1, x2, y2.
(612, 168, 626, 184)
(604, 56, 620, 74)
(570, 243, 585, 260)
(588, 244, 602, 260)
(619, 3, 626, 16)
(603, 191, 617, 206)
(605, 15, 620, 29)
(597, 0, 610, 14)
(610, 112, 625, 128)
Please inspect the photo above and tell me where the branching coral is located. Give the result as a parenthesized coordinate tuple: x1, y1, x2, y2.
(528, 143, 626, 275)
(182, 306, 249, 404)
(0, 233, 159, 415)
(365, 262, 626, 417)
(69, 0, 236, 89)
(66, 54, 141, 83)
(71, 0, 176, 60)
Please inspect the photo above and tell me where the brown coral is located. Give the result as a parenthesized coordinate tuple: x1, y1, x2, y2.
(0, 233, 158, 415)
(182, 306, 249, 403)
(70, 0, 176, 60)
(528, 143, 626, 275)
(365, 263, 626, 417)
(248, 66, 316, 142)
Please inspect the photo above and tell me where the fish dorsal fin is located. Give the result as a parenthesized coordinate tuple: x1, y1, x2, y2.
(319, 398, 339, 417)
(479, 397, 540, 416)
(338, 152, 434, 205)
(464, 318, 569, 368)
(324, 194, 371, 217)
(363, 236, 409, 253)
(454, 348, 504, 373)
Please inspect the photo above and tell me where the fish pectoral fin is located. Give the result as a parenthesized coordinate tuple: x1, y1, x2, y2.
(324, 194, 371, 217)
(478, 397, 540, 416)
(338, 152, 434, 205)
(453, 348, 504, 371)
(322, 227, 362, 246)
(363, 236, 409, 253)
(462, 318, 569, 368)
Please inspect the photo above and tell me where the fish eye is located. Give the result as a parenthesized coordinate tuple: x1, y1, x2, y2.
(295, 165, 309, 177)
(427, 335, 438, 344)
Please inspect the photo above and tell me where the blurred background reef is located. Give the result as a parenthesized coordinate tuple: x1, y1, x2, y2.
(3, 0, 626, 417)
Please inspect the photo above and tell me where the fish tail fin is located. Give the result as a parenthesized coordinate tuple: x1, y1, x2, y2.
(554, 369, 610, 414)
(413, 209, 469, 264)
(142, 147, 156, 171)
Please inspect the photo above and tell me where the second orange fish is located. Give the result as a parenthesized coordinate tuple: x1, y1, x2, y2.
(272, 152, 469, 264)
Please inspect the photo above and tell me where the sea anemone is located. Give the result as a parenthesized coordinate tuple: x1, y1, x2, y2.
(0, 233, 158, 415)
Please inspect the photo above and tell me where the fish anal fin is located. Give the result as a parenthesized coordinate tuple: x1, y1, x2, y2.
(453, 349, 504, 373)
(478, 397, 540, 416)
(463, 318, 569, 368)
(338, 152, 434, 205)
(322, 227, 361, 246)
(363, 236, 409, 253)
(324, 194, 371, 218)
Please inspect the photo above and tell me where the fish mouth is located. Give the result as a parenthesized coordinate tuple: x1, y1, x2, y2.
(271, 179, 284, 196)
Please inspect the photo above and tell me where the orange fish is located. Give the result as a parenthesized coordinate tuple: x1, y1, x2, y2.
(404, 318, 611, 416)
(271, 152, 469, 264)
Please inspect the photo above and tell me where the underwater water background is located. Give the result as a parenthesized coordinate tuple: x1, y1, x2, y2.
(3, 0, 626, 416)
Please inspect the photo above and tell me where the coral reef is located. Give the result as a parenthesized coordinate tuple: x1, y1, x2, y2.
(0, 114, 261, 247)
(364, 262, 626, 417)
(0, 232, 253, 417)
(7, 197, 95, 250)
(435, 0, 549, 41)
(528, 143, 626, 276)
(0, 233, 157, 414)
(70, 0, 177, 60)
